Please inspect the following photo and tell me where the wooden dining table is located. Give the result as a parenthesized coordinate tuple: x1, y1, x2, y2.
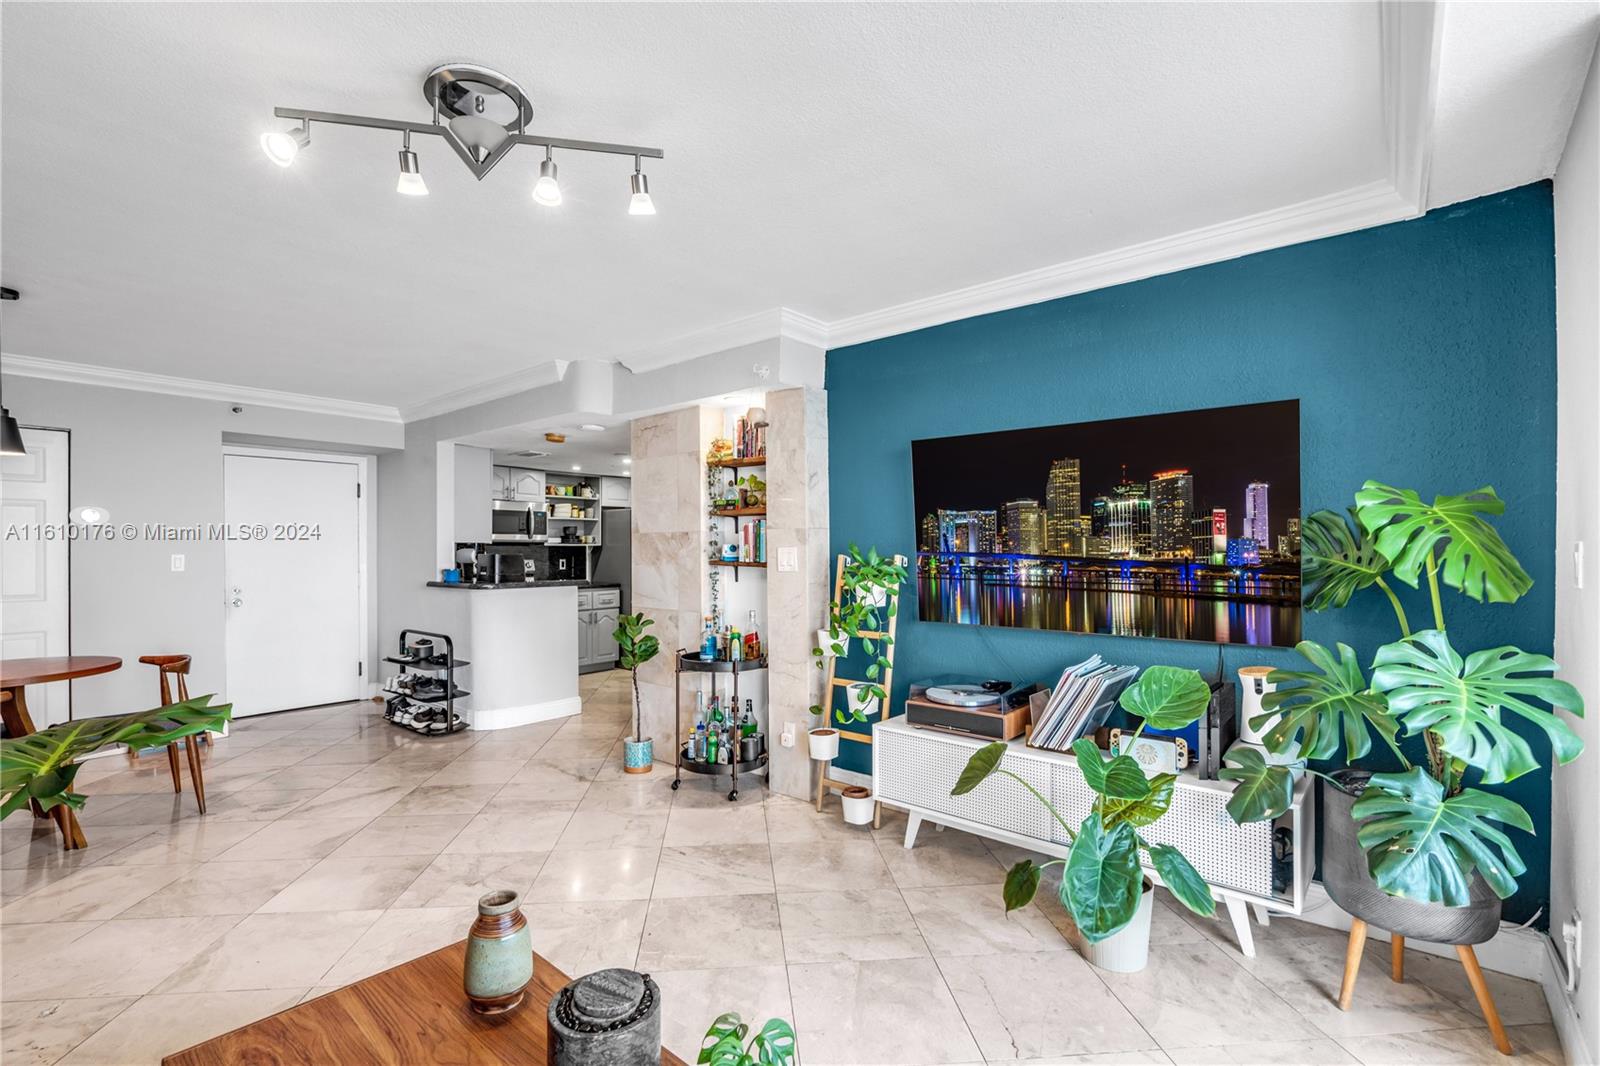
(0, 654, 122, 850)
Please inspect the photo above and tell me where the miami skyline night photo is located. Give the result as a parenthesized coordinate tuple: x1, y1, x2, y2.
(910, 399, 1302, 647)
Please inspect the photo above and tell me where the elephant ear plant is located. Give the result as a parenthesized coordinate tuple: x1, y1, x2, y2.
(951, 666, 1217, 942)
(1, 695, 232, 816)
(1220, 482, 1585, 906)
(808, 544, 908, 725)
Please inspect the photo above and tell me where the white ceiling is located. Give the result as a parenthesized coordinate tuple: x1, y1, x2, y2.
(2, 3, 1595, 416)
(483, 420, 634, 479)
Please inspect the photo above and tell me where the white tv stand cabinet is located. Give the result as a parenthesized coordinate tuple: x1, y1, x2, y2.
(872, 718, 1314, 958)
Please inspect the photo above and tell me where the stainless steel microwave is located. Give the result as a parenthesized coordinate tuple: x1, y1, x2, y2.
(491, 500, 547, 543)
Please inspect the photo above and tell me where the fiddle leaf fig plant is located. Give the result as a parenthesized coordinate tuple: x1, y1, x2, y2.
(809, 544, 908, 725)
(0, 695, 232, 817)
(614, 612, 660, 743)
(951, 666, 1217, 944)
(1229, 480, 1585, 907)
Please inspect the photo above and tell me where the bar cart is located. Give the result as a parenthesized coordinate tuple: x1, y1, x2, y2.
(672, 650, 767, 801)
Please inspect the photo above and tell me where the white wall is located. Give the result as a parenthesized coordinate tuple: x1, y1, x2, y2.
(0, 371, 398, 718)
(1552, 39, 1599, 1066)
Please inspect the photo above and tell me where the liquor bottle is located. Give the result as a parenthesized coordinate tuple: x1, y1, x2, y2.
(707, 725, 719, 764)
(700, 617, 717, 660)
(745, 610, 760, 660)
(742, 700, 757, 737)
(730, 629, 742, 662)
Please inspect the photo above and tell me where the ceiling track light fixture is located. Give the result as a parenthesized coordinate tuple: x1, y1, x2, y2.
(261, 63, 662, 212)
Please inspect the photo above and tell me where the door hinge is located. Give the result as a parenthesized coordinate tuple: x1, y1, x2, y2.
(356, 483, 362, 499)
(358, 661, 364, 676)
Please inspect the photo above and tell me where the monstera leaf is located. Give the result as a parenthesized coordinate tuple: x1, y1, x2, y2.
(1062, 812, 1144, 943)
(1261, 641, 1398, 761)
(1118, 666, 1211, 731)
(1301, 508, 1391, 612)
(1371, 629, 1584, 784)
(698, 1012, 798, 1066)
(1351, 767, 1532, 904)
(1354, 482, 1533, 604)
(1, 696, 232, 817)
(1218, 746, 1296, 824)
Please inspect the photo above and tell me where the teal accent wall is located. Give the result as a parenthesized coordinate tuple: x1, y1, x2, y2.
(826, 183, 1559, 924)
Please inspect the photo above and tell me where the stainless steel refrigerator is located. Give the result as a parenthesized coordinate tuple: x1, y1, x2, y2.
(592, 507, 631, 613)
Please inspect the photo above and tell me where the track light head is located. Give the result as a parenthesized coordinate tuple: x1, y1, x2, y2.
(260, 123, 310, 167)
(396, 139, 428, 196)
(532, 151, 561, 207)
(628, 166, 656, 216)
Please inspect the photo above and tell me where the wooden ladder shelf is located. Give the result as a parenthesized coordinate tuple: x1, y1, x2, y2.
(813, 552, 904, 829)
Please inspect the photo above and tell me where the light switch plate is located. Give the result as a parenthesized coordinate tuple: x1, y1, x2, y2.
(777, 546, 799, 572)
(170, 554, 185, 572)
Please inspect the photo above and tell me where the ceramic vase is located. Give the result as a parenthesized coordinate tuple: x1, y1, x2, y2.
(464, 889, 533, 1015)
(624, 736, 653, 774)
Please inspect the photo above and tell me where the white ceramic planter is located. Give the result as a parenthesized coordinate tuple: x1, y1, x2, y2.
(858, 585, 890, 608)
(808, 728, 840, 761)
(816, 630, 849, 658)
(841, 786, 875, 825)
(1076, 880, 1155, 973)
(845, 682, 881, 720)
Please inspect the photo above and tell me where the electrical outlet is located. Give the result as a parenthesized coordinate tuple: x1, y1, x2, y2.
(778, 546, 799, 572)
(170, 554, 186, 572)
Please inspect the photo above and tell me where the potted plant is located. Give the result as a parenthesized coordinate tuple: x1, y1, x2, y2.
(806, 708, 839, 761)
(614, 612, 661, 774)
(1, 695, 232, 817)
(809, 544, 908, 725)
(698, 1012, 796, 1066)
(1220, 483, 1585, 949)
(951, 666, 1218, 972)
(839, 784, 875, 825)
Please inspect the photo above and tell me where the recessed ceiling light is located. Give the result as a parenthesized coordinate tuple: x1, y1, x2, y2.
(622, 457, 632, 465)
(579, 423, 605, 432)
(571, 464, 582, 471)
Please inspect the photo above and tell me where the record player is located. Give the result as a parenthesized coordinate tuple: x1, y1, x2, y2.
(905, 677, 1039, 740)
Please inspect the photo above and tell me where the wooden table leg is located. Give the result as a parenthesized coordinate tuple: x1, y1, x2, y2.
(1338, 918, 1368, 1011)
(1391, 935, 1405, 982)
(1456, 944, 1513, 1055)
(1, 686, 50, 820)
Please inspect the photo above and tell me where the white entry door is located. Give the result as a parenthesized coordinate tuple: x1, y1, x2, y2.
(1, 428, 71, 725)
(224, 452, 363, 717)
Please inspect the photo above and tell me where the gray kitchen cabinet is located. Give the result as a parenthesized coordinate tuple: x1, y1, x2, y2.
(576, 588, 620, 672)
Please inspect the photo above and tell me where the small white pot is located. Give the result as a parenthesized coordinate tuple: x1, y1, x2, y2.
(858, 585, 890, 608)
(840, 786, 875, 825)
(816, 630, 849, 658)
(846, 682, 881, 720)
(1075, 879, 1155, 973)
(808, 728, 840, 761)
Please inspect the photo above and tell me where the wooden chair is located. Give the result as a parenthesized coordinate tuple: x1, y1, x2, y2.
(1338, 919, 1511, 1055)
(137, 655, 209, 814)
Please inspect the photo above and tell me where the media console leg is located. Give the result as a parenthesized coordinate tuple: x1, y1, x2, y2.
(1224, 896, 1256, 958)
(903, 811, 923, 849)
(1251, 902, 1271, 927)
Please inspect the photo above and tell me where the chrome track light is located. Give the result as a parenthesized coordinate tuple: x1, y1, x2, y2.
(629, 157, 656, 216)
(260, 122, 310, 167)
(532, 147, 561, 206)
(396, 131, 428, 196)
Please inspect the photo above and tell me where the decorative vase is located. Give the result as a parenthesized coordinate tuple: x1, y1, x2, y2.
(1322, 771, 1502, 943)
(548, 968, 662, 1066)
(1074, 878, 1155, 973)
(808, 728, 840, 761)
(840, 785, 875, 825)
(624, 736, 653, 774)
(464, 889, 534, 1015)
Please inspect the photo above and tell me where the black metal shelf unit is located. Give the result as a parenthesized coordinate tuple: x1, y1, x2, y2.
(383, 629, 470, 736)
(672, 650, 768, 801)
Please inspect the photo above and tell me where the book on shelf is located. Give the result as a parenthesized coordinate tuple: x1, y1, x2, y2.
(738, 519, 767, 563)
(732, 417, 766, 461)
(1028, 656, 1137, 753)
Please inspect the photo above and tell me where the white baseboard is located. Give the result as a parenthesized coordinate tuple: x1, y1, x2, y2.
(468, 695, 582, 732)
(1540, 932, 1596, 1065)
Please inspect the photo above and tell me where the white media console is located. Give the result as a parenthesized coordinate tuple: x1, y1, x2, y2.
(872, 717, 1315, 957)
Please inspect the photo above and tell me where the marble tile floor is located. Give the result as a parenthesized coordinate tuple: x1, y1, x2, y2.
(0, 670, 1563, 1065)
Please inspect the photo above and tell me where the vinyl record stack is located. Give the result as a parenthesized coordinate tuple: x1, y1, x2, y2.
(1027, 656, 1136, 752)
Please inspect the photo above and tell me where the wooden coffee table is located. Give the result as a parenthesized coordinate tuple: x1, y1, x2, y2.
(163, 941, 690, 1065)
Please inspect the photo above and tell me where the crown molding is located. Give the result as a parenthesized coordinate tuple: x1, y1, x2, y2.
(399, 360, 570, 423)
(1382, 0, 1444, 214)
(614, 306, 829, 375)
(0, 352, 403, 423)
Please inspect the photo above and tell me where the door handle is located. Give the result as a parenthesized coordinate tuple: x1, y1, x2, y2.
(230, 586, 243, 608)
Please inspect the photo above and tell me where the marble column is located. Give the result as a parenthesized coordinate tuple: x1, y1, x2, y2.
(765, 386, 831, 800)
(629, 407, 715, 753)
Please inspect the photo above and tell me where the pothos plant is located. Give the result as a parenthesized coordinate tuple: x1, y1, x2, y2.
(951, 666, 1218, 942)
(808, 545, 908, 725)
(1219, 482, 1585, 907)
(698, 1012, 796, 1066)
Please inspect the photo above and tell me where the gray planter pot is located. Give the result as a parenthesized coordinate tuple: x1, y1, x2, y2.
(1322, 770, 1500, 944)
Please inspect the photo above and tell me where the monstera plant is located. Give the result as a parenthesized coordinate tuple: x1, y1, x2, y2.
(1221, 482, 1585, 914)
(952, 666, 1217, 957)
(0, 695, 232, 816)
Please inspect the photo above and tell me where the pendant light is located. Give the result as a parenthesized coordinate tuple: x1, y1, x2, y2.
(396, 131, 428, 196)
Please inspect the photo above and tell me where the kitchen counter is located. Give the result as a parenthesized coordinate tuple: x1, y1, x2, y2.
(426, 580, 622, 590)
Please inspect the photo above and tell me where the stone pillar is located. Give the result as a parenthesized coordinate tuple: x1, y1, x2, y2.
(629, 407, 714, 754)
(765, 386, 831, 800)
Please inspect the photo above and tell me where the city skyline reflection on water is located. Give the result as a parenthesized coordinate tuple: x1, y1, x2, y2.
(916, 573, 1301, 647)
